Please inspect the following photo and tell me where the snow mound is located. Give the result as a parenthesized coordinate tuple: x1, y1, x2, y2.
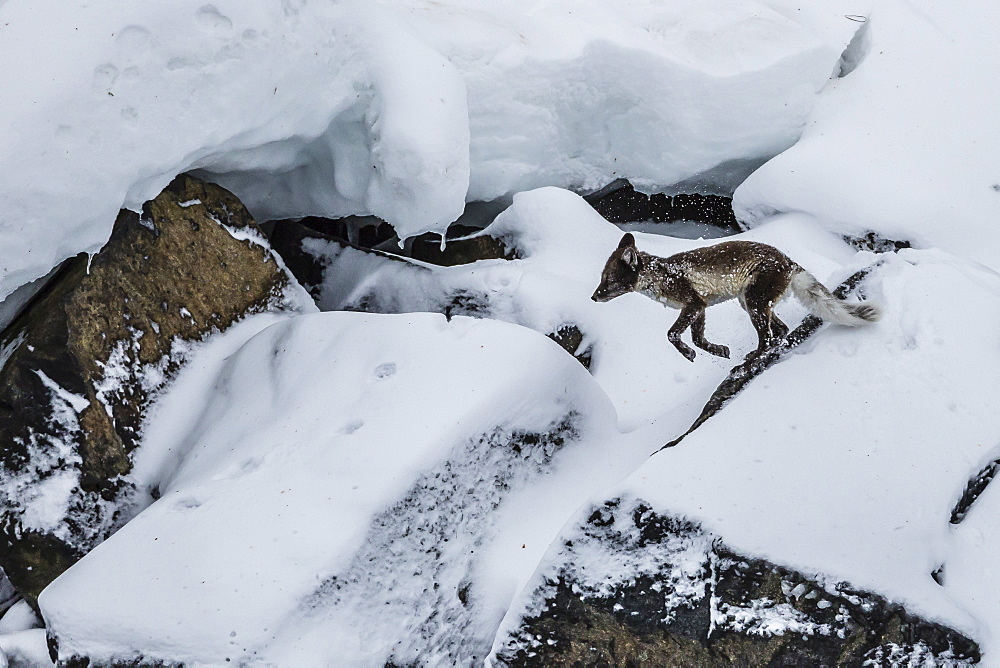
(38, 311, 615, 665)
(0, 0, 863, 301)
(734, 1, 1000, 270)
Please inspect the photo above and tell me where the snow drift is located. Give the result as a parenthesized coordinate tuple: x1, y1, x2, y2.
(0, 0, 865, 302)
(734, 0, 1000, 270)
(39, 312, 621, 665)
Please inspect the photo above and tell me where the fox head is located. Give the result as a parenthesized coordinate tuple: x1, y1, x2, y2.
(592, 233, 641, 302)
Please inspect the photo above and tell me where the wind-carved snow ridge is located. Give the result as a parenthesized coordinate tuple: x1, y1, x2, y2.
(834, 16, 871, 78)
(286, 416, 579, 666)
(0, 0, 865, 302)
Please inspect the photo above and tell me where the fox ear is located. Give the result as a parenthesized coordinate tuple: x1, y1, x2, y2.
(618, 233, 636, 249)
(621, 246, 639, 269)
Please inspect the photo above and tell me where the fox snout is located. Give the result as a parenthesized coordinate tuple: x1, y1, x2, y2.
(591, 287, 612, 302)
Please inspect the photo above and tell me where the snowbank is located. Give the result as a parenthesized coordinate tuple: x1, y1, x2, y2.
(734, 1, 1000, 270)
(39, 311, 619, 665)
(0, 0, 469, 301)
(0, 0, 863, 302)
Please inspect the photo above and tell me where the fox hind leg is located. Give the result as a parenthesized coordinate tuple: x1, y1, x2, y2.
(769, 313, 789, 339)
(743, 275, 789, 354)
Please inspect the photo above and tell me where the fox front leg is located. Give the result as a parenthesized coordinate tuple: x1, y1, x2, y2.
(668, 304, 703, 362)
(691, 310, 730, 359)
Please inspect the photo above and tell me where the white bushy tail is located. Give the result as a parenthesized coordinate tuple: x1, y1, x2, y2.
(789, 268, 880, 326)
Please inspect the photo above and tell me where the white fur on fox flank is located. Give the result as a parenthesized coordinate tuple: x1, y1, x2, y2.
(593, 234, 879, 362)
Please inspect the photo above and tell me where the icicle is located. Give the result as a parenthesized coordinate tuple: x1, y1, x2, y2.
(439, 231, 447, 252)
(86, 252, 94, 275)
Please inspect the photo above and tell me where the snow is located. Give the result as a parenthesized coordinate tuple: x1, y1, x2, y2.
(5, 0, 1000, 664)
(39, 312, 620, 664)
(734, 1, 1000, 270)
(0, 0, 862, 303)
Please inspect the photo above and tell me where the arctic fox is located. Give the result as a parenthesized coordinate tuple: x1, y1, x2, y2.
(592, 234, 880, 362)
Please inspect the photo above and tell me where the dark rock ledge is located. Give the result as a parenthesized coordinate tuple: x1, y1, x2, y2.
(494, 499, 979, 667)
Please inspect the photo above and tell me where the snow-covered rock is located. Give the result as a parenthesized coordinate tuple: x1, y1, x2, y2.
(734, 1, 1000, 270)
(0, 175, 306, 604)
(493, 246, 1000, 661)
(0, 0, 864, 302)
(492, 499, 978, 666)
(39, 312, 630, 665)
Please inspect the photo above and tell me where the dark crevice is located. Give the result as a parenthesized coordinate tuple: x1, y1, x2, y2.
(583, 179, 742, 234)
(950, 456, 1000, 524)
(836, 16, 872, 78)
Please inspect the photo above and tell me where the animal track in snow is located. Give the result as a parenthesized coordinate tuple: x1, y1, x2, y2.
(196, 5, 233, 34)
(373, 362, 397, 380)
(92, 64, 119, 94)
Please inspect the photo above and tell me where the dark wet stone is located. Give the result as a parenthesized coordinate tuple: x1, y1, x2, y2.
(547, 325, 592, 370)
(407, 224, 512, 266)
(495, 499, 979, 667)
(843, 232, 911, 253)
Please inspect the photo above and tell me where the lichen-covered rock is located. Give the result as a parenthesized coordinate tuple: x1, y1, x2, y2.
(0, 174, 296, 604)
(494, 498, 979, 667)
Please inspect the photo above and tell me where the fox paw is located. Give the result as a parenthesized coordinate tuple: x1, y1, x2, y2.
(705, 344, 730, 359)
(673, 343, 697, 362)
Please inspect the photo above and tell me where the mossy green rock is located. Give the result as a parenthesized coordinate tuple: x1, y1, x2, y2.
(0, 174, 291, 605)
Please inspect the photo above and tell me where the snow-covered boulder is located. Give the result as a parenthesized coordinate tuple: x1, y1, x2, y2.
(734, 1, 1000, 270)
(0, 175, 305, 604)
(494, 247, 1000, 661)
(0, 0, 864, 303)
(492, 500, 978, 666)
(38, 312, 632, 665)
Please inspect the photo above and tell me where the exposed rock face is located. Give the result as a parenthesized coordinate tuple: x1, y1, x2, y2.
(269, 217, 511, 272)
(584, 178, 741, 232)
(495, 499, 979, 667)
(547, 325, 592, 370)
(0, 174, 293, 604)
(406, 225, 512, 266)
